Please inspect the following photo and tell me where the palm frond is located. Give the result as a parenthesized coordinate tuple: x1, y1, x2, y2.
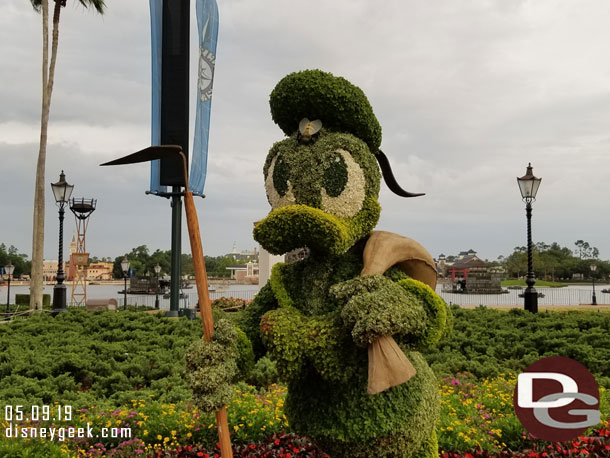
(30, 0, 42, 13)
(77, 0, 106, 14)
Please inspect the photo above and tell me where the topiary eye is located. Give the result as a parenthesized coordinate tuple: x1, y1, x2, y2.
(321, 149, 366, 218)
(265, 155, 296, 209)
(323, 153, 348, 197)
(272, 157, 291, 197)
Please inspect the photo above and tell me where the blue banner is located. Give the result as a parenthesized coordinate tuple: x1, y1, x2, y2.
(189, 0, 219, 195)
(148, 0, 165, 195)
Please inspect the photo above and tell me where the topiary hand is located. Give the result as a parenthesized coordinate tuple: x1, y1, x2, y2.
(184, 319, 239, 413)
(330, 274, 429, 347)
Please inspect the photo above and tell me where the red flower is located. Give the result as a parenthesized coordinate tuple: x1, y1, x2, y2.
(275, 439, 281, 445)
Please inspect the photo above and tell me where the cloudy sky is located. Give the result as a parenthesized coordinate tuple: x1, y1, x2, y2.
(2, 0, 610, 263)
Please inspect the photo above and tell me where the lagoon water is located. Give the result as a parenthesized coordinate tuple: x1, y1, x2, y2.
(438, 283, 610, 307)
(6, 283, 259, 309)
(4, 283, 609, 309)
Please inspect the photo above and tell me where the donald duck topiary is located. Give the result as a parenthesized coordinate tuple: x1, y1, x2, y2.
(240, 69, 451, 457)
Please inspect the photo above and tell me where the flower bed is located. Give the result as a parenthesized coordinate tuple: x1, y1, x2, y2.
(212, 297, 247, 311)
(441, 420, 610, 457)
(151, 434, 329, 457)
(438, 372, 609, 453)
(1, 378, 608, 457)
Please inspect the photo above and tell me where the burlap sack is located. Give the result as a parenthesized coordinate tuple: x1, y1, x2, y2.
(361, 231, 437, 395)
(367, 336, 417, 395)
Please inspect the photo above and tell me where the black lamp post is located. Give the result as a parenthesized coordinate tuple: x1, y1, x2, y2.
(517, 163, 542, 313)
(590, 264, 597, 306)
(121, 256, 130, 310)
(154, 264, 161, 309)
(50, 171, 74, 315)
(4, 262, 15, 317)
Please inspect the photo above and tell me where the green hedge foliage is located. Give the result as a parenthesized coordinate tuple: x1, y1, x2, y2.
(269, 69, 382, 152)
(423, 306, 610, 388)
(0, 310, 203, 410)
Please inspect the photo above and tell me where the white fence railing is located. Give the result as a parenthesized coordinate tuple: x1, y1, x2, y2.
(437, 288, 607, 307)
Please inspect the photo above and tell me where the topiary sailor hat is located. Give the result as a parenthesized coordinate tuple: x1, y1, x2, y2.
(270, 69, 382, 153)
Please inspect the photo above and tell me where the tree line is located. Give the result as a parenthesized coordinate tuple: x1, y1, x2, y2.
(110, 245, 255, 279)
(0, 244, 30, 279)
(0, 243, 255, 281)
(4, 239, 607, 283)
(499, 240, 609, 281)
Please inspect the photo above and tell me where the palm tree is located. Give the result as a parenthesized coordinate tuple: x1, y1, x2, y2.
(28, 0, 105, 310)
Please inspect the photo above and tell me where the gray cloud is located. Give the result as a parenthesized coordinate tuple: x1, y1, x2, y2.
(2, 0, 609, 263)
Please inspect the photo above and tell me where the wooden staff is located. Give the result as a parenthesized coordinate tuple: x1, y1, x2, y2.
(101, 146, 233, 458)
(184, 190, 233, 458)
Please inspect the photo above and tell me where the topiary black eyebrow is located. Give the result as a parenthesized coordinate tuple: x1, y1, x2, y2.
(376, 150, 425, 198)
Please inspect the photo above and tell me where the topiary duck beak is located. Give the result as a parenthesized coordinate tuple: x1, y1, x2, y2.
(254, 198, 381, 257)
(254, 205, 355, 256)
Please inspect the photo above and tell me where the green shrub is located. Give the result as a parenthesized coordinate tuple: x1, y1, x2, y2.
(0, 309, 204, 410)
(249, 356, 279, 389)
(423, 307, 610, 388)
(0, 439, 66, 457)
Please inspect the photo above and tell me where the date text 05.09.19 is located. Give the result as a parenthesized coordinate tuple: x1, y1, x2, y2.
(4, 405, 72, 422)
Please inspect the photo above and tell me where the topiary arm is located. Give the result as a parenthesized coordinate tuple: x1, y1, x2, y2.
(184, 319, 239, 413)
(396, 278, 451, 349)
(260, 307, 307, 383)
(261, 308, 361, 384)
(332, 274, 429, 347)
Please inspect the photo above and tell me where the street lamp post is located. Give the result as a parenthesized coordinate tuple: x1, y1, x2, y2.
(121, 257, 130, 310)
(590, 264, 597, 306)
(50, 171, 74, 315)
(155, 263, 161, 309)
(154, 264, 161, 309)
(517, 163, 542, 313)
(4, 263, 15, 318)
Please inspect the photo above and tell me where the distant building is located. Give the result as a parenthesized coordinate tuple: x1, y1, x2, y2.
(226, 261, 259, 284)
(448, 250, 486, 282)
(67, 234, 78, 280)
(88, 262, 114, 281)
(226, 242, 257, 261)
(42, 260, 63, 281)
(259, 246, 284, 286)
(437, 249, 505, 294)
